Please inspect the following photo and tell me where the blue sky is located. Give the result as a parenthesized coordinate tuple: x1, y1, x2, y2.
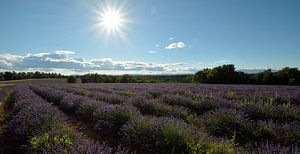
(0, 0, 300, 74)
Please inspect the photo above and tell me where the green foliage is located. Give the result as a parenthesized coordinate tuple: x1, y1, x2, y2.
(122, 117, 201, 153)
(0, 73, 4, 81)
(158, 123, 198, 153)
(162, 95, 221, 115)
(106, 95, 125, 104)
(188, 139, 236, 154)
(30, 131, 74, 152)
(148, 91, 162, 99)
(253, 121, 300, 146)
(122, 90, 134, 97)
(67, 76, 76, 83)
(204, 110, 251, 144)
(193, 65, 242, 84)
(193, 65, 300, 85)
(270, 106, 300, 122)
(272, 67, 300, 85)
(0, 71, 64, 81)
(80, 73, 193, 83)
(121, 116, 158, 152)
(94, 105, 139, 133)
(131, 98, 193, 122)
(111, 109, 135, 128)
(238, 102, 272, 121)
(122, 116, 237, 154)
(1, 65, 298, 85)
(120, 74, 133, 83)
(254, 121, 276, 142)
(80, 74, 117, 83)
(225, 91, 237, 100)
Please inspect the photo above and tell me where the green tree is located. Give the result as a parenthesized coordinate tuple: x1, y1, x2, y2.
(193, 64, 239, 84)
(3, 72, 13, 80)
(275, 67, 300, 85)
(193, 70, 208, 83)
(67, 76, 76, 83)
(262, 69, 274, 84)
(120, 74, 131, 83)
(0, 73, 4, 81)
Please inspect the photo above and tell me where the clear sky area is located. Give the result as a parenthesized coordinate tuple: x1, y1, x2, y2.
(1, 0, 299, 74)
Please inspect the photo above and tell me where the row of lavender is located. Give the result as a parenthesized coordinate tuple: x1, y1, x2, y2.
(31, 85, 238, 153)
(44, 83, 300, 125)
(44, 83, 300, 109)
(49, 83, 300, 122)
(80, 83, 300, 105)
(7, 85, 121, 153)
(31, 83, 300, 153)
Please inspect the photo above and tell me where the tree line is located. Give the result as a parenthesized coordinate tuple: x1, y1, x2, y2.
(2, 65, 299, 85)
(0, 71, 64, 81)
(76, 74, 193, 83)
(193, 64, 300, 85)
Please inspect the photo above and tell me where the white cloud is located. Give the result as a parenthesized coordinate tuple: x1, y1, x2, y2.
(148, 51, 157, 54)
(155, 44, 160, 47)
(169, 37, 174, 40)
(0, 50, 198, 75)
(0, 53, 23, 62)
(53, 50, 75, 55)
(165, 42, 186, 49)
(215, 60, 231, 64)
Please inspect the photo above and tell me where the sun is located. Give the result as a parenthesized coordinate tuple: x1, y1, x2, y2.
(96, 5, 127, 37)
(101, 9, 122, 30)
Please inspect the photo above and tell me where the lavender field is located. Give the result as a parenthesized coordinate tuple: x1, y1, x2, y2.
(1, 82, 300, 153)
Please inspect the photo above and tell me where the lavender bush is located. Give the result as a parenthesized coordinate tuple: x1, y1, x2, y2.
(130, 96, 193, 122)
(202, 108, 252, 144)
(94, 104, 140, 134)
(23, 82, 300, 153)
(8, 85, 117, 153)
(121, 115, 236, 153)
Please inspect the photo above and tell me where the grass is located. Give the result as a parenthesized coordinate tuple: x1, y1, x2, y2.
(0, 78, 67, 85)
(0, 86, 14, 153)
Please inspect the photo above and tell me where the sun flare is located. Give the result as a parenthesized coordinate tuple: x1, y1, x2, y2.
(101, 9, 122, 30)
(97, 6, 127, 37)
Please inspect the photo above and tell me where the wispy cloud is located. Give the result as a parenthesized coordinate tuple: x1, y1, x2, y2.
(155, 44, 160, 47)
(0, 50, 198, 75)
(53, 50, 75, 55)
(148, 51, 157, 54)
(165, 42, 186, 49)
(215, 60, 231, 64)
(169, 37, 174, 40)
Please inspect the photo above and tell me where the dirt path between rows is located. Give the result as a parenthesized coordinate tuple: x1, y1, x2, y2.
(30, 88, 96, 146)
(0, 86, 14, 153)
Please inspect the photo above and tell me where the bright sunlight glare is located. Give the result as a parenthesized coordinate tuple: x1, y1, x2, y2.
(101, 10, 122, 30)
(97, 6, 127, 37)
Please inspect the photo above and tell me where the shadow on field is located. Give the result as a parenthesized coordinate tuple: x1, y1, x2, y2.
(0, 85, 17, 154)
